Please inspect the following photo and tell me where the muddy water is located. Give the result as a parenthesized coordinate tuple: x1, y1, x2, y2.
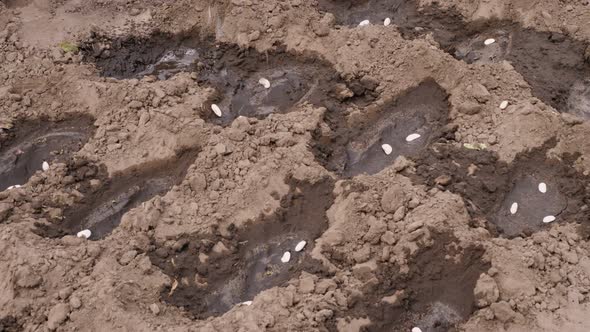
(318, 0, 590, 117)
(149, 177, 335, 318)
(330, 232, 489, 331)
(0, 116, 95, 191)
(34, 150, 198, 240)
(82, 34, 347, 126)
(313, 80, 450, 177)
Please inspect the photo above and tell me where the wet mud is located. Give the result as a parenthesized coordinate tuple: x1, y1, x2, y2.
(313, 80, 451, 177)
(329, 232, 490, 331)
(82, 33, 352, 126)
(149, 177, 335, 318)
(410, 140, 590, 237)
(34, 150, 198, 240)
(0, 116, 95, 192)
(318, 0, 590, 117)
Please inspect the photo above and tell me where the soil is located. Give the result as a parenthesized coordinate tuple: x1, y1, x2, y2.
(0, 115, 95, 191)
(0, 316, 21, 332)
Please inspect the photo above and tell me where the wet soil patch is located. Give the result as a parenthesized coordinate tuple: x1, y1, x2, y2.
(318, 1, 590, 116)
(330, 231, 490, 331)
(409, 140, 590, 237)
(81, 33, 356, 126)
(0, 316, 21, 332)
(148, 176, 335, 319)
(33, 150, 198, 240)
(313, 79, 451, 177)
(0, 116, 95, 192)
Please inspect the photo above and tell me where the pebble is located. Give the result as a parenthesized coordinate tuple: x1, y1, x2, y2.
(412, 328, 422, 332)
(211, 104, 222, 117)
(510, 202, 518, 214)
(406, 133, 421, 142)
(384, 18, 391, 26)
(77, 229, 91, 239)
(258, 78, 271, 89)
(543, 215, 556, 223)
(538, 182, 547, 193)
(359, 20, 370, 26)
(500, 100, 509, 110)
(42, 161, 49, 171)
(281, 251, 291, 263)
(484, 38, 496, 45)
(381, 144, 393, 155)
(295, 241, 307, 252)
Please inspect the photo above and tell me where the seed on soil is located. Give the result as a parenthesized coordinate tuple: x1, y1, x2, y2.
(240, 301, 253, 306)
(7, 185, 21, 190)
(295, 241, 307, 252)
(381, 144, 393, 155)
(510, 202, 518, 214)
(538, 182, 547, 193)
(42, 161, 49, 171)
(484, 38, 496, 45)
(280, 251, 291, 263)
(412, 327, 423, 332)
(77, 229, 91, 239)
(500, 100, 509, 110)
(211, 104, 222, 117)
(406, 133, 421, 142)
(543, 215, 556, 223)
(258, 78, 271, 89)
(359, 20, 370, 26)
(384, 18, 391, 26)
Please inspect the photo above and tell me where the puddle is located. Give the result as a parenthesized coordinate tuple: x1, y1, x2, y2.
(331, 232, 489, 331)
(148, 177, 335, 318)
(313, 80, 450, 177)
(33, 150, 198, 240)
(0, 116, 95, 191)
(318, 1, 590, 117)
(81, 33, 350, 126)
(409, 140, 590, 237)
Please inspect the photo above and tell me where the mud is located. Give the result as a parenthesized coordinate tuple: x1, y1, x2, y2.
(330, 232, 490, 331)
(0, 116, 95, 192)
(149, 177, 335, 319)
(410, 140, 590, 237)
(82, 33, 350, 126)
(313, 80, 451, 177)
(318, 1, 590, 116)
(34, 150, 198, 240)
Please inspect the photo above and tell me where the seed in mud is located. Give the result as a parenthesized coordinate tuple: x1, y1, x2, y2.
(384, 18, 391, 26)
(412, 327, 423, 332)
(7, 185, 21, 190)
(258, 78, 271, 89)
(42, 161, 49, 171)
(295, 241, 307, 252)
(510, 202, 518, 214)
(500, 100, 509, 110)
(359, 20, 370, 26)
(484, 38, 496, 45)
(543, 215, 556, 223)
(211, 104, 222, 117)
(77, 229, 91, 239)
(406, 133, 421, 142)
(240, 301, 252, 306)
(538, 182, 547, 193)
(381, 144, 393, 155)
(280, 251, 291, 263)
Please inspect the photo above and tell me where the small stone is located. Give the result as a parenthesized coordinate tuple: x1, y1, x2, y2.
(76, 229, 91, 239)
(42, 161, 49, 171)
(405, 133, 421, 142)
(384, 18, 391, 26)
(484, 38, 496, 45)
(543, 216, 556, 223)
(150, 303, 160, 315)
(258, 78, 271, 89)
(295, 241, 307, 252)
(538, 182, 547, 193)
(359, 20, 370, 26)
(500, 100, 509, 110)
(381, 144, 393, 155)
(281, 251, 291, 263)
(510, 202, 518, 214)
(211, 104, 222, 117)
